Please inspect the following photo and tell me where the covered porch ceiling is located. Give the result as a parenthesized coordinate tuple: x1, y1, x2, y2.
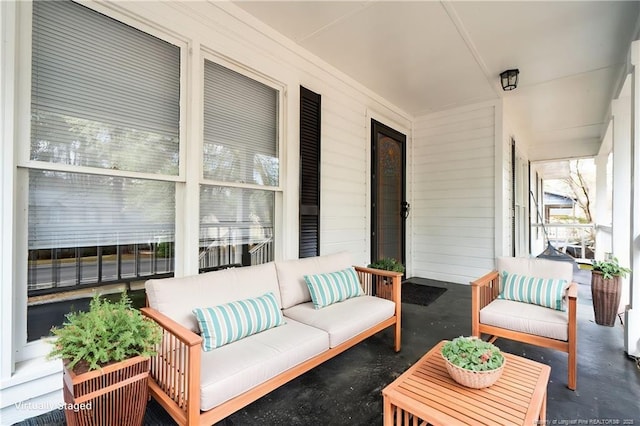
(233, 1, 640, 161)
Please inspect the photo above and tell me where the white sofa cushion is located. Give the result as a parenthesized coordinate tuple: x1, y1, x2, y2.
(480, 299, 569, 341)
(145, 262, 281, 332)
(276, 251, 354, 309)
(199, 319, 329, 411)
(283, 295, 395, 348)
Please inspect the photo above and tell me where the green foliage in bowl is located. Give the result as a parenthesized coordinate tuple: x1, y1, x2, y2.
(441, 336, 504, 372)
(592, 257, 631, 280)
(48, 292, 162, 372)
(368, 258, 405, 273)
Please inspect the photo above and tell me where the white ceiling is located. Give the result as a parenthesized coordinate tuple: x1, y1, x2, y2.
(232, 1, 640, 161)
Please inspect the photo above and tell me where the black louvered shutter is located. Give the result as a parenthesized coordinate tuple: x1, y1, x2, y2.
(299, 87, 321, 258)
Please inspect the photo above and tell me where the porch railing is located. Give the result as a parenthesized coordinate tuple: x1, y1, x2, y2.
(531, 222, 595, 260)
(198, 224, 273, 272)
(249, 237, 273, 266)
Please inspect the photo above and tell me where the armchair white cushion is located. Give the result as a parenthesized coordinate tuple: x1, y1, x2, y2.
(479, 299, 569, 341)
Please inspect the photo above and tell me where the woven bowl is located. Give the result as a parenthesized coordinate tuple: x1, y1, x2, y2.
(442, 353, 506, 389)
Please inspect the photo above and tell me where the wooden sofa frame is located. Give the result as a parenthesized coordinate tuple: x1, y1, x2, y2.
(471, 270, 578, 390)
(141, 266, 402, 426)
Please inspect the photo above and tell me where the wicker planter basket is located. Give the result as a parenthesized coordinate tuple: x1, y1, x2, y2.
(591, 272, 622, 327)
(442, 353, 506, 389)
(62, 355, 150, 426)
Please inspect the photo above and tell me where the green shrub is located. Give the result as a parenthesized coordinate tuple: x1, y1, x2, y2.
(441, 336, 504, 372)
(368, 258, 405, 273)
(48, 293, 162, 372)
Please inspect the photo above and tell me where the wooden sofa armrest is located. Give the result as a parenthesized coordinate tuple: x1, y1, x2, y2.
(354, 266, 403, 352)
(141, 307, 202, 346)
(141, 307, 202, 425)
(353, 266, 402, 302)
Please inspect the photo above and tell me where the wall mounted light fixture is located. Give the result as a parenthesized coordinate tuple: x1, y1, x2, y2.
(500, 69, 520, 91)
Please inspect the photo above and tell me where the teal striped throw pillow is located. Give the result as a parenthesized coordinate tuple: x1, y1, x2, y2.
(498, 271, 568, 311)
(192, 292, 285, 351)
(303, 267, 364, 309)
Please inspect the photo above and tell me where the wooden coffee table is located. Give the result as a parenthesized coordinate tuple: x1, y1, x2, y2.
(382, 340, 551, 425)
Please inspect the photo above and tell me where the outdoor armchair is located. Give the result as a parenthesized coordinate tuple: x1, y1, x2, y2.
(471, 257, 577, 390)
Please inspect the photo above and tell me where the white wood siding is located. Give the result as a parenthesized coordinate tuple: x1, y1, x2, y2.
(320, 98, 369, 260)
(412, 104, 497, 284)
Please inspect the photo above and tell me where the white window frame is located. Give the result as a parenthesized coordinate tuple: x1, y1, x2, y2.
(198, 49, 285, 268)
(11, 0, 189, 365)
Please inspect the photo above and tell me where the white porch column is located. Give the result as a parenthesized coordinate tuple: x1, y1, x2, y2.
(626, 41, 640, 357)
(611, 92, 632, 313)
(595, 123, 612, 261)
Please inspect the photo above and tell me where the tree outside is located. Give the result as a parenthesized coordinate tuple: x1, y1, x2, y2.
(544, 159, 596, 223)
(543, 158, 597, 259)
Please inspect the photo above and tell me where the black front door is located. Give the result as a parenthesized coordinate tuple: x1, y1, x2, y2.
(371, 119, 407, 268)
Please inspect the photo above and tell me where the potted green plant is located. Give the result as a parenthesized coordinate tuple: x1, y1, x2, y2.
(441, 336, 505, 389)
(368, 257, 405, 273)
(48, 292, 162, 426)
(591, 257, 631, 326)
(367, 258, 405, 298)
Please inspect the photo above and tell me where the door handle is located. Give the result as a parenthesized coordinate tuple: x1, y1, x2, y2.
(401, 201, 410, 219)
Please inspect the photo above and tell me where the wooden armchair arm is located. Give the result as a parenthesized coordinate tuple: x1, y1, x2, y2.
(566, 282, 578, 299)
(471, 270, 500, 306)
(471, 270, 500, 288)
(470, 270, 500, 337)
(141, 307, 202, 424)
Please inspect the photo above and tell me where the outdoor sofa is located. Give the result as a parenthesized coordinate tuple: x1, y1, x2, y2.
(142, 251, 402, 425)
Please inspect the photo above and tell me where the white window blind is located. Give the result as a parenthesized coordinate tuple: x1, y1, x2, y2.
(31, 0, 180, 175)
(28, 170, 175, 249)
(29, 1, 179, 250)
(203, 60, 279, 185)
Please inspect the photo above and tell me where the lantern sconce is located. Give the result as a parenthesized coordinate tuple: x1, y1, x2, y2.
(500, 69, 520, 91)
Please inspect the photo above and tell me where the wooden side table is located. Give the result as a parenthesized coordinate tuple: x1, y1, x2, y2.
(382, 340, 551, 425)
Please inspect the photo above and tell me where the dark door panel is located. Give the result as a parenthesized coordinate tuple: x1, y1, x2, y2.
(371, 120, 407, 270)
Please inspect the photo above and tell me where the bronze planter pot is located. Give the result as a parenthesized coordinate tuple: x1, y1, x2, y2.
(591, 271, 621, 327)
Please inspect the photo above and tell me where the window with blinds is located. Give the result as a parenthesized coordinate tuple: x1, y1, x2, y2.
(31, 0, 180, 174)
(199, 59, 279, 271)
(27, 0, 180, 311)
(203, 60, 279, 186)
